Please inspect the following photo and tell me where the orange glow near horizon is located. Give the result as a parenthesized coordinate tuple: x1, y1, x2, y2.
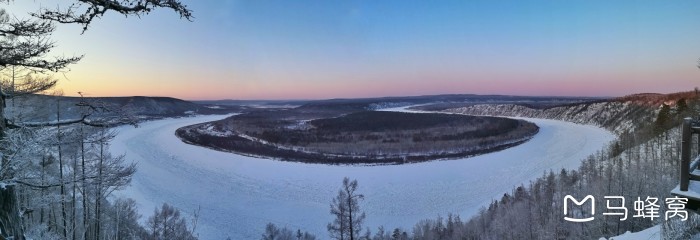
(16, 0, 700, 101)
(55, 64, 700, 100)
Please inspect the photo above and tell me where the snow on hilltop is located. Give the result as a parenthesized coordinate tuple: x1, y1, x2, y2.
(443, 92, 696, 135)
(444, 102, 645, 134)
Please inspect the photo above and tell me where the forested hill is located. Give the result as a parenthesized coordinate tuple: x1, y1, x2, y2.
(438, 91, 697, 135)
(7, 94, 240, 123)
(383, 91, 700, 240)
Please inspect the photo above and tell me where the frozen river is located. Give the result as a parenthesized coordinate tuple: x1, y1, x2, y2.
(111, 113, 614, 239)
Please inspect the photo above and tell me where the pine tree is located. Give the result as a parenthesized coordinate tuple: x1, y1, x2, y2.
(654, 103, 671, 135)
(328, 177, 366, 240)
(677, 98, 688, 114)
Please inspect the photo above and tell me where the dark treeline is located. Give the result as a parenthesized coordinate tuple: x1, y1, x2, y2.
(175, 126, 536, 165)
(177, 111, 539, 164)
(310, 111, 516, 132)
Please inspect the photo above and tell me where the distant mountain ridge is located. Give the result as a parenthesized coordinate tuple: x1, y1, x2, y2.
(9, 94, 240, 123)
(13, 92, 685, 132)
(196, 94, 603, 110)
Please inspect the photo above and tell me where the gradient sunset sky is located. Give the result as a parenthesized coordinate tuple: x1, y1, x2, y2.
(8, 0, 700, 100)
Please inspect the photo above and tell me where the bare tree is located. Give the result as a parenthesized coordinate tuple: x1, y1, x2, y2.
(328, 177, 366, 240)
(93, 128, 137, 240)
(111, 198, 146, 239)
(261, 223, 316, 240)
(262, 223, 283, 240)
(261, 223, 293, 240)
(145, 203, 197, 240)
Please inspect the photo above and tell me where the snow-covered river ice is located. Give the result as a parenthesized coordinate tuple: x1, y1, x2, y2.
(111, 113, 614, 239)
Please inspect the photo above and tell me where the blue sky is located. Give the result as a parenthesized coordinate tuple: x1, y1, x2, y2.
(6, 0, 700, 99)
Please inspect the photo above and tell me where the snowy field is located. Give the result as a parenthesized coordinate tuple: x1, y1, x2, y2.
(111, 113, 614, 239)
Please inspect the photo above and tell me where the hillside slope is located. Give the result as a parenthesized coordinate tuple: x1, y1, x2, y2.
(8, 94, 238, 123)
(395, 92, 700, 240)
(442, 92, 696, 134)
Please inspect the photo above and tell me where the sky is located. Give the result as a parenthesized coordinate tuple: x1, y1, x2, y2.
(6, 0, 700, 100)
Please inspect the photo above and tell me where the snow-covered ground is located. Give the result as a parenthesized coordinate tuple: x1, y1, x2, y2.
(604, 225, 661, 240)
(112, 114, 614, 239)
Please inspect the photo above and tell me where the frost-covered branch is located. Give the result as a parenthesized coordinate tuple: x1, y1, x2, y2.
(32, 0, 193, 32)
(11, 116, 109, 128)
(8, 176, 97, 189)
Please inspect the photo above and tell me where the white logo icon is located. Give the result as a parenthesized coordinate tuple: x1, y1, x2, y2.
(564, 195, 595, 222)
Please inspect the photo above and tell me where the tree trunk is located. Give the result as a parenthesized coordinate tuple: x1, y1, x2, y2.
(0, 185, 23, 240)
(95, 135, 104, 240)
(0, 92, 24, 239)
(348, 195, 353, 240)
(57, 100, 68, 239)
(72, 154, 77, 240)
(82, 126, 89, 240)
(40, 156, 45, 226)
